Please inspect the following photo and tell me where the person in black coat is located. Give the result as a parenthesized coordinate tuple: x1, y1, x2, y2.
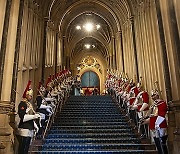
(17, 81, 40, 154)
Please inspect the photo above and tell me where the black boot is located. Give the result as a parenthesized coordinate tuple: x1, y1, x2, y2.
(154, 137, 164, 154)
(18, 136, 31, 154)
(161, 135, 168, 154)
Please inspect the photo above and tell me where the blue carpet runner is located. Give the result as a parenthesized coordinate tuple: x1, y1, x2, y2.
(31, 95, 156, 154)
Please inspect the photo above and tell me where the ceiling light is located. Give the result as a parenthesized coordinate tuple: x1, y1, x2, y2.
(85, 44, 91, 49)
(84, 22, 94, 32)
(92, 44, 95, 48)
(76, 25, 81, 30)
(96, 24, 101, 30)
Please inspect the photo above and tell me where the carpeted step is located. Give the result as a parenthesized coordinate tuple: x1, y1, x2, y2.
(29, 96, 157, 154)
(55, 115, 126, 119)
(55, 119, 128, 123)
(51, 125, 132, 130)
(52, 122, 129, 127)
(44, 138, 140, 144)
(41, 143, 153, 151)
(59, 112, 125, 115)
(48, 129, 132, 134)
(46, 133, 137, 139)
(59, 110, 121, 114)
(31, 150, 157, 154)
(52, 122, 129, 126)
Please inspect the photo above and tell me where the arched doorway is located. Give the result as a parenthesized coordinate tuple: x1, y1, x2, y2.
(81, 71, 100, 94)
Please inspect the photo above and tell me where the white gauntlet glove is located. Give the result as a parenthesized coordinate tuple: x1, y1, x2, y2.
(34, 113, 41, 119)
(23, 114, 40, 122)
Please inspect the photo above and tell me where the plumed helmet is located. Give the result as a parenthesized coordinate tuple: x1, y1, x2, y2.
(137, 76, 143, 89)
(45, 76, 52, 88)
(151, 89, 159, 97)
(26, 88, 33, 96)
(23, 80, 32, 98)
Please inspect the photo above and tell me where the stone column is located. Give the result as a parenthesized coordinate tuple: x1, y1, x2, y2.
(155, 1, 175, 152)
(62, 36, 66, 68)
(0, 0, 12, 100)
(0, 0, 21, 153)
(10, 0, 24, 143)
(134, 7, 144, 80)
(112, 36, 116, 70)
(168, 0, 180, 69)
(166, 0, 180, 153)
(142, 4, 153, 90)
(129, 16, 139, 81)
(117, 31, 125, 72)
(66, 56, 70, 69)
(155, 0, 172, 102)
(110, 55, 113, 70)
(41, 17, 48, 84)
(146, 1, 159, 85)
(106, 56, 110, 69)
(138, 3, 148, 88)
(121, 25, 127, 73)
(54, 32, 58, 75)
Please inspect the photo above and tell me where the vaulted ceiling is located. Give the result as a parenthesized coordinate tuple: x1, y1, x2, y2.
(35, 0, 140, 61)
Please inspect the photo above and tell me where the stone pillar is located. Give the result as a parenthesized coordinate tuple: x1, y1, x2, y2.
(117, 31, 125, 72)
(146, 1, 159, 87)
(142, 3, 154, 90)
(10, 1, 24, 148)
(168, 0, 180, 68)
(119, 31, 125, 72)
(54, 32, 58, 75)
(41, 18, 48, 84)
(0, 0, 21, 153)
(167, 1, 180, 152)
(0, 0, 12, 100)
(112, 36, 116, 70)
(62, 36, 66, 68)
(129, 16, 139, 81)
(110, 55, 113, 70)
(121, 25, 127, 74)
(106, 56, 110, 69)
(66, 56, 70, 69)
(155, 0, 176, 153)
(155, 0, 172, 102)
(134, 6, 145, 81)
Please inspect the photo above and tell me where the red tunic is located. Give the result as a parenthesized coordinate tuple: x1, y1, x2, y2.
(137, 91, 149, 112)
(149, 100, 168, 130)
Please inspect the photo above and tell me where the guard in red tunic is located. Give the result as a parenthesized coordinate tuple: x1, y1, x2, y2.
(132, 83, 149, 138)
(143, 90, 168, 154)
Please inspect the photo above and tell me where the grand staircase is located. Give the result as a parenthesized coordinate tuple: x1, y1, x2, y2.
(31, 95, 157, 153)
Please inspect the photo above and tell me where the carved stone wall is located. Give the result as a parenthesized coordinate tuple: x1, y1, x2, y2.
(0, 102, 15, 154)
